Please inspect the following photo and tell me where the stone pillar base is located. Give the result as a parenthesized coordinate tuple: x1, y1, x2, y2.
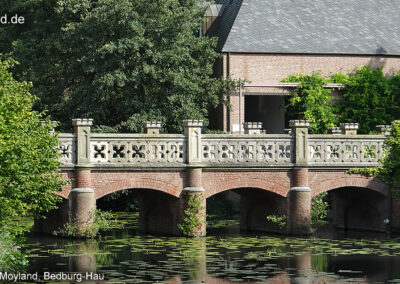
(180, 187, 206, 237)
(69, 188, 96, 231)
(287, 187, 311, 235)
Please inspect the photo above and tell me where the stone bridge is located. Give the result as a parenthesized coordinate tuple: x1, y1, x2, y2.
(35, 119, 398, 236)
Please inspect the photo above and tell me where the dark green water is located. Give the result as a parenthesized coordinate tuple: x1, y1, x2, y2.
(23, 213, 400, 283)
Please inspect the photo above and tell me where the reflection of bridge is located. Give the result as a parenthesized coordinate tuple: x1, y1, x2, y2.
(30, 238, 397, 283)
(35, 119, 398, 236)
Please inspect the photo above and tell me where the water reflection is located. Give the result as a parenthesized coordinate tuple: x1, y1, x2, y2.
(68, 242, 97, 273)
(23, 213, 400, 283)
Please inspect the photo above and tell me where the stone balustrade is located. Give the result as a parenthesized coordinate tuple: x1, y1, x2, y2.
(58, 119, 388, 169)
(202, 134, 293, 166)
(308, 134, 386, 166)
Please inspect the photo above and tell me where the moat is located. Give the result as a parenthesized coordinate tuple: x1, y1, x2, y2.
(23, 212, 400, 283)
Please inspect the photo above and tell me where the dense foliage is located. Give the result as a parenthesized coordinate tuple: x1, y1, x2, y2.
(266, 214, 287, 229)
(284, 66, 400, 134)
(0, 0, 234, 133)
(333, 67, 400, 134)
(283, 73, 337, 134)
(0, 230, 28, 272)
(311, 192, 329, 227)
(0, 58, 66, 233)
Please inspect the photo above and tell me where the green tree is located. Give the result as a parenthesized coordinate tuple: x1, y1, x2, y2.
(283, 73, 337, 134)
(0, 58, 66, 234)
(283, 66, 400, 134)
(332, 66, 400, 134)
(1, 0, 233, 133)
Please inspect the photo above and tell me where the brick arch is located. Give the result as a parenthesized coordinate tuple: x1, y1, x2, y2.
(311, 176, 389, 197)
(94, 179, 180, 199)
(89, 171, 184, 199)
(204, 177, 289, 199)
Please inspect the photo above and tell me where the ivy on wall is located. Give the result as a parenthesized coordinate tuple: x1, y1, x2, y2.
(178, 193, 204, 237)
(283, 66, 400, 134)
(283, 73, 337, 134)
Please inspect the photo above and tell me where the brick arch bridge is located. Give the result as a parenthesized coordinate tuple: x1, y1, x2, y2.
(36, 119, 399, 237)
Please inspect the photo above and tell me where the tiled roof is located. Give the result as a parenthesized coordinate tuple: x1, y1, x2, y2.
(209, 0, 400, 55)
(206, 0, 243, 51)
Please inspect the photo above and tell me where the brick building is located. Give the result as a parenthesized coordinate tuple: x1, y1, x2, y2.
(206, 0, 400, 133)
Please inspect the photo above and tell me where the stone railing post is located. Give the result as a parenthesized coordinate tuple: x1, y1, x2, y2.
(288, 120, 311, 235)
(328, 127, 342, 135)
(376, 124, 392, 135)
(340, 123, 359, 135)
(143, 121, 162, 134)
(290, 120, 309, 165)
(72, 118, 93, 167)
(243, 122, 263, 134)
(70, 119, 95, 235)
(181, 120, 205, 236)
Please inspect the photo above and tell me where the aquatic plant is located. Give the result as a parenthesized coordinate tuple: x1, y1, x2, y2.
(266, 214, 287, 229)
(53, 209, 115, 238)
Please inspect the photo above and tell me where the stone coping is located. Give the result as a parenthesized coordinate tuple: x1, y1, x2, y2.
(91, 133, 185, 139)
(183, 187, 205, 192)
(290, 187, 311, 192)
(71, 188, 94, 193)
(59, 164, 382, 170)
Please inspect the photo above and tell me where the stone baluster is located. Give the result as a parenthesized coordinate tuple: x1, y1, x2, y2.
(143, 121, 162, 134)
(287, 120, 311, 235)
(243, 122, 263, 134)
(340, 123, 359, 135)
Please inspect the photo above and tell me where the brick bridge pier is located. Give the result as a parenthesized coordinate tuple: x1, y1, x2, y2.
(35, 119, 397, 236)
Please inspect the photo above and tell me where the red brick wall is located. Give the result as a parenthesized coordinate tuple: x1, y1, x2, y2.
(59, 168, 389, 199)
(225, 53, 400, 131)
(229, 53, 400, 82)
(91, 170, 185, 199)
